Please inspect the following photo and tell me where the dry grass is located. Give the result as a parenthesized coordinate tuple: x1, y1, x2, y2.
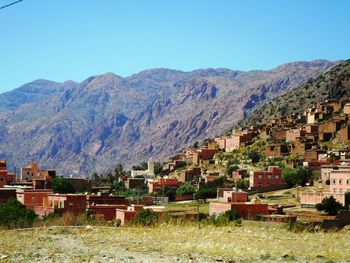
(165, 201, 209, 214)
(0, 221, 349, 262)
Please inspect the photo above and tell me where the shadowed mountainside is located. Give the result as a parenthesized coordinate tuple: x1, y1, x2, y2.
(0, 60, 338, 175)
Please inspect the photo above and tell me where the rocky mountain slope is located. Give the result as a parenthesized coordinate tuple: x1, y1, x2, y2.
(240, 59, 350, 127)
(0, 60, 338, 176)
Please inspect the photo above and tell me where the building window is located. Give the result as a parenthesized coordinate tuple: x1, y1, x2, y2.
(258, 175, 263, 179)
(31, 197, 36, 203)
(332, 179, 336, 184)
(268, 175, 272, 179)
(347, 179, 350, 185)
(0, 177, 3, 181)
(275, 175, 279, 179)
(27, 172, 29, 175)
(339, 179, 343, 185)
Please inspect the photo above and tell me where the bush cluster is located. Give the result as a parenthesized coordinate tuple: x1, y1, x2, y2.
(134, 209, 160, 227)
(0, 198, 37, 229)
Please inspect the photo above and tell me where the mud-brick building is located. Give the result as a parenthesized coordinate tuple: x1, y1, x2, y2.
(0, 160, 16, 188)
(209, 202, 269, 219)
(34, 194, 86, 217)
(16, 189, 53, 209)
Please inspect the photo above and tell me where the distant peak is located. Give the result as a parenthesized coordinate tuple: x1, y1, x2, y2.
(97, 72, 124, 80)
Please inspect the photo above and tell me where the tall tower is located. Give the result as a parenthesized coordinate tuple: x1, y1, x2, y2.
(148, 160, 155, 175)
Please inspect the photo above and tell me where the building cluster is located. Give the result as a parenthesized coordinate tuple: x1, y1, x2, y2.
(301, 159, 350, 207)
(1, 98, 350, 226)
(210, 188, 296, 223)
(259, 99, 350, 161)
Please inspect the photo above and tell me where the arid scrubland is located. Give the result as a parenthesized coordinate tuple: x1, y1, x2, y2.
(0, 221, 349, 262)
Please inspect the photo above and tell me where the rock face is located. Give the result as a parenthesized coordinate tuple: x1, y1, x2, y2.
(0, 60, 338, 176)
(241, 59, 350, 127)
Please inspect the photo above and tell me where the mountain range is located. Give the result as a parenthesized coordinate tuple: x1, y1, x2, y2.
(0, 60, 339, 176)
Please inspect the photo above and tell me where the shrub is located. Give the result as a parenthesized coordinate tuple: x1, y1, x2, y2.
(316, 196, 343, 215)
(113, 219, 121, 227)
(0, 198, 37, 229)
(223, 209, 240, 221)
(207, 210, 241, 226)
(198, 212, 207, 222)
(134, 209, 160, 226)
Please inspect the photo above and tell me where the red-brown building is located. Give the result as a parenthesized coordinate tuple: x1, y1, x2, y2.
(209, 202, 269, 219)
(86, 193, 128, 207)
(249, 166, 284, 189)
(125, 178, 145, 189)
(220, 190, 248, 202)
(16, 189, 53, 209)
(34, 194, 86, 217)
(177, 167, 201, 183)
(148, 178, 180, 193)
(0, 160, 16, 188)
(116, 205, 144, 226)
(193, 148, 218, 165)
(231, 169, 247, 181)
(88, 204, 128, 221)
(286, 129, 306, 142)
(20, 162, 56, 182)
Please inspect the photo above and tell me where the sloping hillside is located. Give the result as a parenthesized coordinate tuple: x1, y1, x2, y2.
(241, 59, 350, 127)
(0, 60, 338, 175)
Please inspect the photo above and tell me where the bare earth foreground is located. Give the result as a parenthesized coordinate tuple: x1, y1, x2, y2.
(0, 222, 350, 262)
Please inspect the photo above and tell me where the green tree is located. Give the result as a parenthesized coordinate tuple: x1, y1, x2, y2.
(248, 150, 262, 163)
(215, 151, 225, 164)
(52, 176, 76, 194)
(226, 165, 239, 176)
(236, 179, 249, 189)
(91, 172, 101, 187)
(316, 196, 343, 215)
(163, 187, 177, 202)
(154, 162, 163, 175)
(132, 162, 148, 171)
(206, 177, 225, 189)
(282, 167, 312, 187)
(0, 198, 37, 228)
(176, 183, 195, 196)
(194, 188, 217, 202)
(113, 164, 126, 180)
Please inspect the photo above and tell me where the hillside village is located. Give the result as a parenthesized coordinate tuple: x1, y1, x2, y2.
(2, 97, 350, 228)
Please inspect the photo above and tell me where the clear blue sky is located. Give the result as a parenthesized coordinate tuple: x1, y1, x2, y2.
(0, 0, 349, 92)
